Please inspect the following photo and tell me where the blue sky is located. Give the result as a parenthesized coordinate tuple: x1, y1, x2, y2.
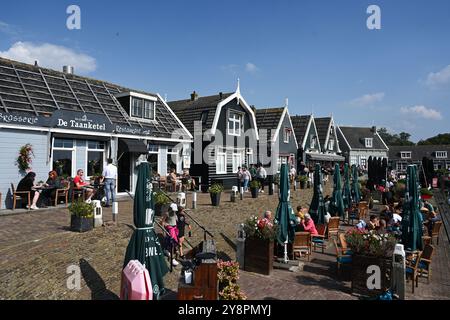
(1, 0, 449, 141)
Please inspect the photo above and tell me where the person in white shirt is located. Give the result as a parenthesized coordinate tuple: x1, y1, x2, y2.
(256, 164, 267, 192)
(101, 158, 118, 207)
(289, 166, 297, 184)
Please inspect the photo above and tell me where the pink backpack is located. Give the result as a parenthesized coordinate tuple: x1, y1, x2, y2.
(120, 260, 153, 300)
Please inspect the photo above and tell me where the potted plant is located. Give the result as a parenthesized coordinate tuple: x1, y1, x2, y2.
(420, 188, 433, 200)
(209, 183, 224, 206)
(154, 190, 171, 216)
(16, 144, 34, 173)
(297, 175, 308, 189)
(345, 229, 396, 297)
(69, 199, 94, 232)
(242, 215, 278, 275)
(249, 180, 261, 198)
(217, 260, 247, 300)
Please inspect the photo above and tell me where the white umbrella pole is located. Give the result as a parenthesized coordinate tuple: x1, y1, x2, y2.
(284, 239, 289, 263)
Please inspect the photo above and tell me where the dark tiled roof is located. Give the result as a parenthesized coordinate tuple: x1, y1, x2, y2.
(388, 145, 450, 161)
(0, 57, 188, 139)
(314, 117, 332, 148)
(291, 115, 311, 146)
(255, 107, 284, 130)
(338, 126, 388, 150)
(168, 93, 233, 133)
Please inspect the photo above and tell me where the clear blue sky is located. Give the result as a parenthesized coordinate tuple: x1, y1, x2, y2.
(1, 0, 449, 141)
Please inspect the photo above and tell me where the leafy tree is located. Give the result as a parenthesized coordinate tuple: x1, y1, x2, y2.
(418, 133, 450, 145)
(377, 128, 415, 146)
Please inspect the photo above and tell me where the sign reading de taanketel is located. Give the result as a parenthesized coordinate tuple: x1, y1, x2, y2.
(0, 110, 152, 136)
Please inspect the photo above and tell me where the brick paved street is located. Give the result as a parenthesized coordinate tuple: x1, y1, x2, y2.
(1, 186, 449, 300)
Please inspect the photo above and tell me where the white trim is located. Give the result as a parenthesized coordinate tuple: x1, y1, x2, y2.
(310, 116, 322, 153)
(272, 107, 287, 143)
(376, 131, 389, 151)
(115, 91, 158, 101)
(286, 109, 299, 149)
(301, 116, 312, 150)
(210, 91, 259, 140)
(331, 118, 342, 153)
(51, 137, 77, 177)
(337, 125, 352, 151)
(227, 109, 244, 136)
(157, 93, 193, 139)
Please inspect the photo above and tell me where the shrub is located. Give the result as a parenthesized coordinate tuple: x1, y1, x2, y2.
(346, 229, 396, 258)
(208, 183, 224, 194)
(154, 190, 171, 205)
(69, 199, 94, 218)
(249, 180, 261, 189)
(420, 188, 433, 196)
(217, 260, 246, 300)
(297, 175, 308, 183)
(243, 215, 278, 241)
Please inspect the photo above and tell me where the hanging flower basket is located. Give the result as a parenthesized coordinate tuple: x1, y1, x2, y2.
(16, 144, 34, 172)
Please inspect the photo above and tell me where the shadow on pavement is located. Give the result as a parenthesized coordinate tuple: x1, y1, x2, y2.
(79, 258, 120, 300)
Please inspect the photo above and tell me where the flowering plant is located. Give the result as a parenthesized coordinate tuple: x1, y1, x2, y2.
(16, 144, 34, 172)
(217, 260, 246, 300)
(243, 215, 278, 241)
(346, 228, 396, 258)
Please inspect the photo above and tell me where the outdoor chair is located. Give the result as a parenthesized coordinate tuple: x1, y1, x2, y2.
(338, 233, 352, 255)
(55, 183, 69, 207)
(292, 232, 312, 261)
(327, 217, 340, 240)
(70, 180, 85, 202)
(311, 224, 327, 253)
(332, 239, 352, 276)
(348, 204, 365, 225)
(406, 251, 422, 294)
(422, 236, 432, 246)
(431, 221, 442, 245)
(359, 201, 369, 218)
(11, 183, 31, 210)
(418, 244, 435, 284)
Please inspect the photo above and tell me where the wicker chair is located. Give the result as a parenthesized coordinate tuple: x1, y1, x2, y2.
(418, 244, 435, 284)
(292, 232, 312, 261)
(431, 221, 443, 245)
(332, 239, 352, 276)
(327, 217, 340, 239)
(406, 251, 422, 294)
(11, 183, 31, 210)
(311, 224, 327, 253)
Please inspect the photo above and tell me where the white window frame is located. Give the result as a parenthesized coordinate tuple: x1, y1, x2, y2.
(182, 145, 191, 169)
(216, 148, 227, 174)
(246, 148, 254, 166)
(143, 100, 156, 120)
(227, 111, 243, 136)
(350, 156, 357, 166)
(283, 128, 291, 143)
(397, 162, 408, 172)
(436, 151, 447, 159)
(446, 162, 450, 170)
(232, 153, 242, 173)
(148, 144, 160, 174)
(365, 138, 373, 148)
(310, 136, 316, 149)
(52, 138, 76, 178)
(360, 157, 367, 168)
(86, 141, 106, 179)
(167, 147, 181, 174)
(328, 139, 335, 151)
(130, 96, 157, 122)
(401, 152, 412, 159)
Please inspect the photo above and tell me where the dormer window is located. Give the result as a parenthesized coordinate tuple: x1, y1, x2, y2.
(401, 152, 412, 159)
(116, 92, 157, 122)
(328, 139, 334, 151)
(436, 151, 447, 159)
(228, 111, 243, 136)
(283, 128, 292, 143)
(310, 136, 316, 149)
(365, 138, 373, 148)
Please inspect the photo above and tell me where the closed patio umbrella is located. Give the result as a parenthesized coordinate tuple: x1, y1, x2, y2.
(351, 164, 361, 204)
(401, 165, 423, 252)
(377, 157, 383, 186)
(329, 163, 345, 218)
(342, 163, 352, 211)
(274, 164, 297, 262)
(309, 163, 327, 225)
(123, 162, 169, 300)
(382, 158, 388, 184)
(367, 156, 374, 191)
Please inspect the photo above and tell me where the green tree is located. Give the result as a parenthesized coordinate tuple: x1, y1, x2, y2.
(418, 133, 450, 145)
(377, 128, 415, 146)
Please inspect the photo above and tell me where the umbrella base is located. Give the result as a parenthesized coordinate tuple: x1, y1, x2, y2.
(274, 261, 304, 272)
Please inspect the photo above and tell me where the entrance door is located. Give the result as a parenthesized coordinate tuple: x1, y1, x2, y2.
(118, 145, 131, 193)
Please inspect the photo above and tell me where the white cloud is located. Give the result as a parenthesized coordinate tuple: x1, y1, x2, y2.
(0, 41, 96, 74)
(425, 65, 450, 87)
(400, 105, 442, 120)
(0, 21, 19, 36)
(350, 92, 385, 106)
(245, 62, 259, 73)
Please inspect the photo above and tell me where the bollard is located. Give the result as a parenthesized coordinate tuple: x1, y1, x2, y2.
(231, 186, 238, 202)
(112, 201, 118, 223)
(236, 223, 245, 269)
(92, 200, 103, 227)
(192, 191, 197, 209)
(240, 187, 244, 200)
(294, 181, 297, 191)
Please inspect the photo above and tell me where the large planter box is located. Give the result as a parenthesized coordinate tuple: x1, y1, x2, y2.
(351, 254, 392, 297)
(70, 215, 94, 233)
(244, 238, 274, 275)
(210, 193, 221, 206)
(250, 188, 258, 198)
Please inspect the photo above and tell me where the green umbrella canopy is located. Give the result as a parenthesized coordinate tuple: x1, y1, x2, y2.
(351, 164, 361, 204)
(309, 163, 327, 225)
(329, 163, 345, 218)
(123, 162, 169, 300)
(274, 164, 297, 245)
(401, 165, 424, 252)
(342, 163, 352, 210)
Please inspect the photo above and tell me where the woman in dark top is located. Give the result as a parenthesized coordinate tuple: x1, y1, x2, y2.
(176, 205, 191, 258)
(41, 171, 61, 206)
(17, 172, 40, 210)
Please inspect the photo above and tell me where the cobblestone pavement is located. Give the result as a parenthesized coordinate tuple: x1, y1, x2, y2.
(1, 185, 449, 300)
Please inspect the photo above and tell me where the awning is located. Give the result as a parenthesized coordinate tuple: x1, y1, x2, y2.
(119, 138, 148, 154)
(307, 153, 345, 162)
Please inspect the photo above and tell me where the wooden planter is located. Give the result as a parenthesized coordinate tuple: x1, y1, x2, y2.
(351, 254, 392, 297)
(244, 238, 274, 275)
(210, 193, 221, 206)
(70, 215, 93, 233)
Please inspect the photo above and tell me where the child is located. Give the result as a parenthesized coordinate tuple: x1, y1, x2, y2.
(176, 205, 191, 258)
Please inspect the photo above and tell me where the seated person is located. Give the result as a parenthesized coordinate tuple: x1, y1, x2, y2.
(299, 213, 318, 235)
(73, 169, 94, 202)
(296, 205, 305, 220)
(261, 210, 274, 227)
(181, 169, 196, 191)
(41, 171, 62, 206)
(17, 172, 41, 210)
(367, 215, 379, 231)
(425, 210, 441, 236)
(167, 168, 178, 192)
(356, 219, 367, 231)
(377, 219, 387, 234)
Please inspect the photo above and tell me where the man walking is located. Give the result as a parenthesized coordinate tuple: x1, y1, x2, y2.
(256, 163, 267, 192)
(101, 158, 117, 207)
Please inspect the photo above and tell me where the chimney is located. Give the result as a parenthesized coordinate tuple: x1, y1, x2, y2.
(34, 60, 39, 67)
(190, 91, 198, 101)
(219, 92, 223, 100)
(63, 65, 74, 75)
(371, 126, 377, 134)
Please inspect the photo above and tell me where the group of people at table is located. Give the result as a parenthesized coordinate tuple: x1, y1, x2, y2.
(154, 169, 197, 192)
(15, 158, 118, 210)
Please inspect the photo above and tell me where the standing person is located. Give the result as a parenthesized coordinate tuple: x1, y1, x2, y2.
(176, 205, 191, 258)
(161, 203, 180, 266)
(290, 166, 297, 184)
(236, 167, 243, 190)
(242, 167, 252, 192)
(17, 172, 41, 210)
(73, 169, 95, 202)
(256, 163, 267, 193)
(101, 159, 117, 207)
(249, 164, 257, 181)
